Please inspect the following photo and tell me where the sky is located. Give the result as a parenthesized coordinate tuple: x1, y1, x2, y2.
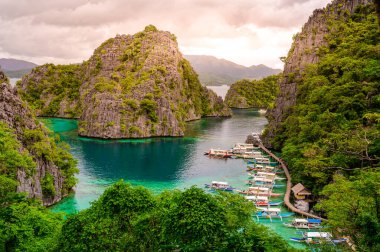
(0, 0, 331, 69)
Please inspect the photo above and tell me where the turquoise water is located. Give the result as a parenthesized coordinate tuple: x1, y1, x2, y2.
(42, 109, 305, 249)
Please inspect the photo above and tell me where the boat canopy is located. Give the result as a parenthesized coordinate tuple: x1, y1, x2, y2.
(257, 207, 281, 212)
(293, 218, 309, 223)
(249, 186, 269, 191)
(307, 219, 322, 223)
(306, 232, 332, 238)
(256, 172, 276, 176)
(253, 177, 273, 183)
(245, 196, 268, 201)
(211, 181, 228, 185)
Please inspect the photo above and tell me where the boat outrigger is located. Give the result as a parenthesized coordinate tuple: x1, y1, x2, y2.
(204, 149, 233, 158)
(247, 157, 273, 165)
(205, 181, 235, 191)
(283, 218, 322, 229)
(256, 207, 294, 221)
(290, 232, 346, 245)
(236, 186, 282, 197)
(232, 143, 259, 154)
(245, 195, 283, 206)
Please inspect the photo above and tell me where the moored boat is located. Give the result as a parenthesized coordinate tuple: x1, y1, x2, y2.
(205, 181, 235, 191)
(232, 143, 259, 154)
(236, 186, 282, 197)
(290, 232, 335, 244)
(256, 207, 294, 221)
(283, 218, 323, 229)
(205, 149, 233, 158)
(247, 157, 274, 165)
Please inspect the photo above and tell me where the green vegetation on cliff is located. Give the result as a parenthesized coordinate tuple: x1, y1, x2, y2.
(18, 64, 82, 117)
(0, 98, 77, 251)
(225, 75, 280, 109)
(0, 121, 78, 200)
(18, 26, 231, 139)
(265, 4, 379, 250)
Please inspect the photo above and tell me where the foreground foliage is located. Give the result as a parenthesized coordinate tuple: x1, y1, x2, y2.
(316, 171, 380, 252)
(266, 4, 380, 251)
(59, 181, 296, 251)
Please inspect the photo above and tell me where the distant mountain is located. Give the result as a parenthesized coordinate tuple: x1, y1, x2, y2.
(184, 55, 281, 86)
(0, 58, 38, 78)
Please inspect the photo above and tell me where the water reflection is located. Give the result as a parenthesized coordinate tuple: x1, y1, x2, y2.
(42, 109, 267, 213)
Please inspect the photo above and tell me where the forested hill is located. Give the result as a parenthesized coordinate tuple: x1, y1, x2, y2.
(185, 55, 281, 86)
(224, 75, 280, 109)
(262, 1, 379, 250)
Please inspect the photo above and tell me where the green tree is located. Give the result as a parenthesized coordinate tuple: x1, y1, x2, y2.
(316, 171, 380, 251)
(59, 181, 296, 251)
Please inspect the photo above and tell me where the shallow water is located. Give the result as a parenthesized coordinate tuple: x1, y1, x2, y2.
(42, 109, 305, 249)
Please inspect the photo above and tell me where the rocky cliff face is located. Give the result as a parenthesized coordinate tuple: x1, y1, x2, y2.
(263, 0, 372, 147)
(19, 26, 231, 139)
(1, 71, 77, 206)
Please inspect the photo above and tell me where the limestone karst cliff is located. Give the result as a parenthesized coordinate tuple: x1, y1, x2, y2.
(18, 26, 231, 139)
(263, 0, 373, 147)
(0, 71, 77, 206)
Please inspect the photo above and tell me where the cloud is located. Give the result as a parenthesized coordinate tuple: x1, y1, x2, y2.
(0, 0, 331, 67)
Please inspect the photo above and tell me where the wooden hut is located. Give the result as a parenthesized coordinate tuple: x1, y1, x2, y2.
(291, 183, 311, 200)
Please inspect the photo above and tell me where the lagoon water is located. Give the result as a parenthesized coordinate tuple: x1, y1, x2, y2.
(43, 109, 305, 249)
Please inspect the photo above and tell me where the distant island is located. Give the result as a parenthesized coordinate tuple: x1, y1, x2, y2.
(185, 55, 281, 86)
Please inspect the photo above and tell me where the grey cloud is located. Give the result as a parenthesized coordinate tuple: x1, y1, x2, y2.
(0, 0, 331, 66)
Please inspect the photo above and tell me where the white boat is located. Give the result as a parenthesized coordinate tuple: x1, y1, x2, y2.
(256, 207, 294, 221)
(235, 151, 265, 159)
(236, 186, 282, 197)
(205, 181, 235, 191)
(247, 177, 275, 187)
(290, 232, 334, 244)
(247, 157, 272, 165)
(205, 149, 233, 158)
(248, 172, 286, 181)
(284, 218, 322, 229)
(232, 143, 258, 154)
(247, 164, 278, 172)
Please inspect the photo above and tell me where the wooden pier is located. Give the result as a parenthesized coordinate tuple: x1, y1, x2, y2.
(258, 144, 326, 220)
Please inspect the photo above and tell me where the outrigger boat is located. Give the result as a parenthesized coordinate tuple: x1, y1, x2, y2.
(204, 149, 233, 158)
(246, 164, 278, 172)
(246, 177, 275, 187)
(283, 218, 323, 229)
(290, 232, 346, 245)
(236, 186, 282, 197)
(232, 143, 259, 154)
(205, 181, 235, 191)
(245, 196, 283, 206)
(247, 157, 273, 165)
(235, 151, 265, 159)
(256, 207, 294, 221)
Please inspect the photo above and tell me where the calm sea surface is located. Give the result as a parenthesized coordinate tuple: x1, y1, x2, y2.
(42, 109, 305, 249)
